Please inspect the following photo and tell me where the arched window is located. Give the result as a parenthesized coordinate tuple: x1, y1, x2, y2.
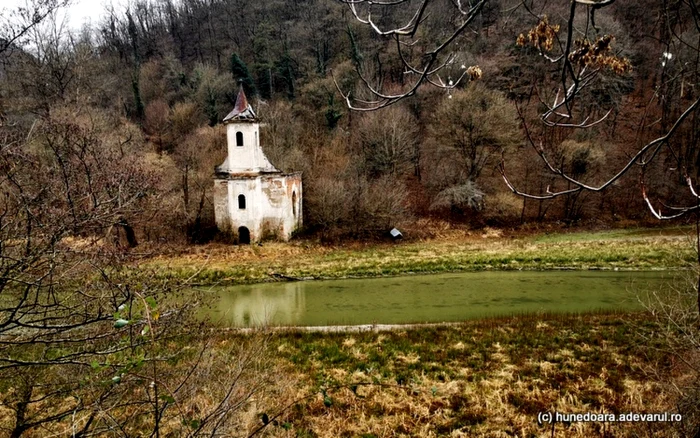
(236, 131, 244, 146)
(238, 194, 246, 209)
(292, 191, 297, 217)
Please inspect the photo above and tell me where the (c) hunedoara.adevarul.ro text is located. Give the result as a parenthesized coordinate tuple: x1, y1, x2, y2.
(537, 411, 683, 425)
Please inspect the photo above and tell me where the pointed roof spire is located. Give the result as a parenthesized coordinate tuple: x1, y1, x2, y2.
(223, 84, 256, 122)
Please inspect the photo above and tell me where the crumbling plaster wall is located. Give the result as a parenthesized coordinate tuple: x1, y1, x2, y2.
(213, 179, 231, 232)
(217, 172, 302, 242)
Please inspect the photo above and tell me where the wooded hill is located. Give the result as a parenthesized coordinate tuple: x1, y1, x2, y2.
(1, 0, 698, 242)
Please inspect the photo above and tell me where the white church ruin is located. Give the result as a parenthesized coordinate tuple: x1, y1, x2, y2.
(213, 86, 302, 243)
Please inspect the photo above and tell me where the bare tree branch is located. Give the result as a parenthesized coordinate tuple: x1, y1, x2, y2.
(335, 0, 487, 110)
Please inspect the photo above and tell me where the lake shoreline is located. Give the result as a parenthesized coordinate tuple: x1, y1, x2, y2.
(208, 309, 651, 333)
(144, 227, 695, 286)
(147, 230, 694, 435)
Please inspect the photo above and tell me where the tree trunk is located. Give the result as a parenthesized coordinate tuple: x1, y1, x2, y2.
(696, 214, 700, 321)
(116, 217, 138, 248)
(10, 383, 32, 438)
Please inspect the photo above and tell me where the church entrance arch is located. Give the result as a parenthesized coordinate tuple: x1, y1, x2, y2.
(238, 226, 250, 244)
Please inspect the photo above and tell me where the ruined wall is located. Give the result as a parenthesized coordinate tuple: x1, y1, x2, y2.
(226, 177, 262, 241)
(220, 172, 302, 242)
(261, 173, 302, 240)
(285, 173, 303, 235)
(213, 178, 231, 232)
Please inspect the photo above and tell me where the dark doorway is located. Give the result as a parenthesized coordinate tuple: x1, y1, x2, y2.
(238, 226, 250, 244)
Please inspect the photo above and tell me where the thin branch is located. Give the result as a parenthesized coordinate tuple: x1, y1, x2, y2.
(505, 98, 700, 199)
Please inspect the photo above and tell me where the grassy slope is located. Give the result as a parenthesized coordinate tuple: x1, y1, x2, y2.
(258, 312, 680, 437)
(143, 227, 695, 285)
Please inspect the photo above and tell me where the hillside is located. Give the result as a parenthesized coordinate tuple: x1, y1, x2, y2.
(1, 0, 698, 243)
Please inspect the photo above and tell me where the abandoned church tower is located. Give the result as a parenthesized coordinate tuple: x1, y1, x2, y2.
(213, 86, 302, 243)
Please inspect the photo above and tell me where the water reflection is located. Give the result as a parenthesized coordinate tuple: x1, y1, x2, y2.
(206, 271, 672, 327)
(214, 282, 305, 326)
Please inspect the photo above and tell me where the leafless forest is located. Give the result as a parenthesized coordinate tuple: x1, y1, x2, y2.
(2, 0, 699, 243)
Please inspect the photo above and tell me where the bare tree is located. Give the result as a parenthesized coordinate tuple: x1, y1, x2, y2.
(356, 104, 419, 177)
(0, 112, 285, 436)
(0, 0, 71, 57)
(334, 0, 489, 110)
(0, 116, 156, 436)
(0, 0, 72, 121)
(428, 85, 519, 182)
(337, 0, 698, 215)
(338, 0, 700, 248)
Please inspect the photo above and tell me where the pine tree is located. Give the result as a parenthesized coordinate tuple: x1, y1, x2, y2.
(229, 53, 257, 97)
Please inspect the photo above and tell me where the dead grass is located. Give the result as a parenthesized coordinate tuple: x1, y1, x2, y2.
(141, 228, 694, 285)
(262, 312, 683, 437)
(2, 313, 685, 436)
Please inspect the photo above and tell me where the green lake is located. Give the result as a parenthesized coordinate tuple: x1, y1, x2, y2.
(204, 271, 677, 327)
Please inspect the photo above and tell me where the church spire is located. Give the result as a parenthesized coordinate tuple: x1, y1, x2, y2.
(223, 85, 257, 122)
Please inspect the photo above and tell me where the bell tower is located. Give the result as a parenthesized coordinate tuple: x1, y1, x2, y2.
(213, 85, 303, 243)
(218, 86, 278, 175)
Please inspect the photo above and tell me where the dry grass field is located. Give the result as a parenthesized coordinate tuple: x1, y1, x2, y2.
(250, 312, 689, 437)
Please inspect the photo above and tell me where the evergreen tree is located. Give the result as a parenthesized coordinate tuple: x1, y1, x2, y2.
(253, 63, 272, 100)
(230, 53, 257, 97)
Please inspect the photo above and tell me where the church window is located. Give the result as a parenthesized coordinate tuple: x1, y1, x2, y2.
(236, 131, 244, 146)
(238, 194, 246, 209)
